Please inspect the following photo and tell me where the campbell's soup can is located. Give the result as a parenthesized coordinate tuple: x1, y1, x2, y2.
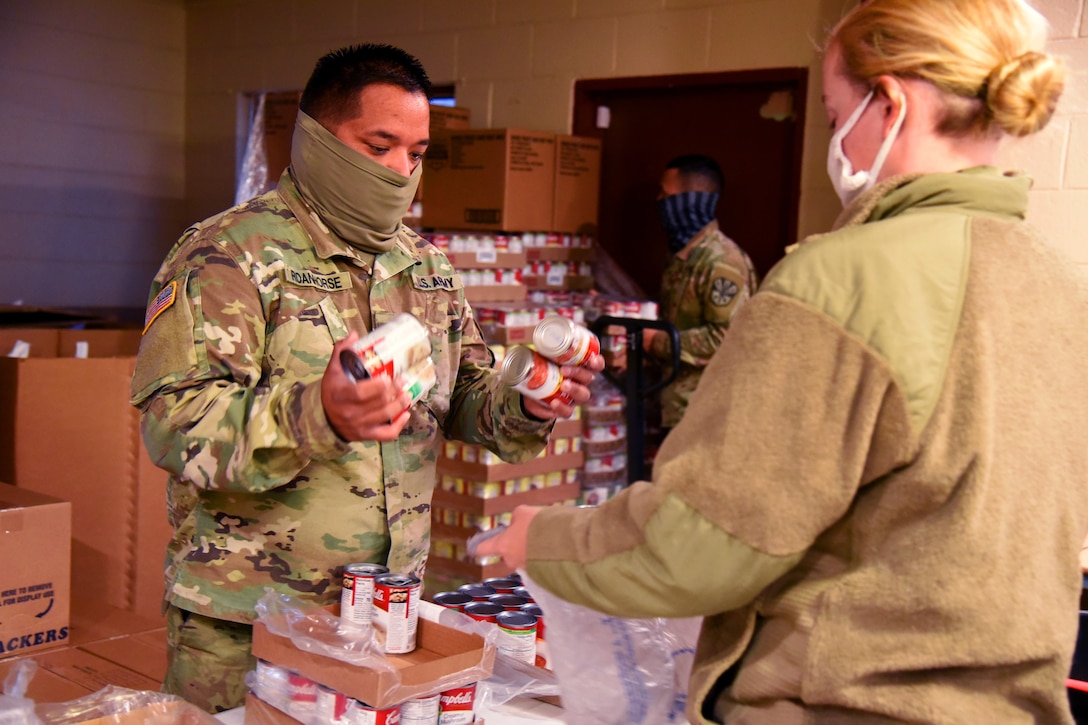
(316, 685, 351, 724)
(254, 659, 289, 711)
(373, 573, 421, 654)
(432, 591, 473, 611)
(496, 610, 538, 664)
(438, 683, 476, 725)
(351, 700, 402, 725)
(401, 693, 440, 724)
(499, 346, 573, 406)
(457, 583, 496, 601)
(463, 601, 504, 623)
(340, 313, 432, 386)
(512, 586, 534, 602)
(340, 562, 389, 626)
(286, 671, 318, 722)
(533, 315, 600, 367)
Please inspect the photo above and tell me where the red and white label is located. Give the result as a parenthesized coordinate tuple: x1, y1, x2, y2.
(438, 683, 476, 724)
(352, 701, 401, 725)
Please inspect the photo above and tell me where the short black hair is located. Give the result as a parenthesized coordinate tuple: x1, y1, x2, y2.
(665, 154, 724, 194)
(300, 43, 432, 126)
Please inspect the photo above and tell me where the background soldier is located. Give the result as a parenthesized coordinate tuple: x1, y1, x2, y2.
(643, 154, 758, 430)
(130, 44, 599, 712)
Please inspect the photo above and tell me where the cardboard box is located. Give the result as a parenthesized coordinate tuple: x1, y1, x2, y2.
(522, 274, 595, 292)
(21, 646, 162, 693)
(463, 285, 528, 305)
(422, 129, 556, 232)
(79, 630, 168, 684)
(0, 330, 172, 621)
(251, 611, 493, 709)
(552, 135, 601, 234)
(67, 598, 165, 647)
(445, 251, 527, 270)
(437, 451, 584, 484)
(0, 657, 96, 703)
(0, 483, 71, 660)
(525, 247, 596, 263)
(430, 105, 471, 131)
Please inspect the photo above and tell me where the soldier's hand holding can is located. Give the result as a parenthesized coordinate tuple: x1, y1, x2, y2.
(509, 347, 604, 421)
(321, 331, 413, 442)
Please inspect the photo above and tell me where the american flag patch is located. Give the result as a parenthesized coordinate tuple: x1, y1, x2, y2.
(142, 280, 178, 334)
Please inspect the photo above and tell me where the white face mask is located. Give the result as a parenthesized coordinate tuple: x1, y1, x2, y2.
(826, 89, 907, 206)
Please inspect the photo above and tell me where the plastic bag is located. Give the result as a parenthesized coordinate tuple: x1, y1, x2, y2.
(253, 590, 499, 708)
(520, 570, 701, 724)
(33, 684, 217, 724)
(1, 659, 43, 724)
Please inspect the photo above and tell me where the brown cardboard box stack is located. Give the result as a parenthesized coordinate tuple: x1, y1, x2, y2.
(0, 324, 172, 711)
(421, 129, 601, 300)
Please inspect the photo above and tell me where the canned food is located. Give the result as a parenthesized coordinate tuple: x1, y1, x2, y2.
(254, 659, 289, 711)
(499, 346, 573, 406)
(340, 563, 389, 627)
(483, 577, 520, 594)
(457, 583, 496, 601)
(512, 586, 533, 602)
(373, 573, 421, 654)
(286, 671, 318, 722)
(351, 699, 402, 725)
(533, 315, 600, 367)
(340, 313, 431, 385)
(316, 685, 351, 724)
(496, 610, 538, 664)
(463, 601, 504, 623)
(521, 602, 544, 638)
(488, 593, 528, 611)
(401, 693, 440, 724)
(439, 683, 476, 725)
(432, 591, 472, 611)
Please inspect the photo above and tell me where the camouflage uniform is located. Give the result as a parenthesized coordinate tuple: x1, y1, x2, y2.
(649, 221, 758, 427)
(131, 170, 550, 708)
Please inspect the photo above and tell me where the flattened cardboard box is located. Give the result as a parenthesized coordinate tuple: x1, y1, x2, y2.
(252, 614, 493, 710)
(0, 329, 172, 621)
(0, 483, 71, 660)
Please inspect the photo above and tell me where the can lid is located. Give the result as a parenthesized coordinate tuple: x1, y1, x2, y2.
(483, 576, 520, 590)
(520, 602, 543, 617)
(458, 583, 497, 599)
(344, 563, 390, 576)
(496, 610, 537, 628)
(374, 573, 420, 587)
(532, 315, 573, 356)
(464, 601, 504, 616)
(433, 591, 473, 607)
(499, 345, 534, 386)
(488, 593, 528, 608)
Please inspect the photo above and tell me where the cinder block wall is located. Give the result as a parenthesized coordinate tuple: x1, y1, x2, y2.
(0, 0, 186, 310)
(0, 0, 1085, 310)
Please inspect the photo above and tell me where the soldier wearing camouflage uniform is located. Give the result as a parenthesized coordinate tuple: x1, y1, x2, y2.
(646, 155, 758, 428)
(130, 44, 598, 713)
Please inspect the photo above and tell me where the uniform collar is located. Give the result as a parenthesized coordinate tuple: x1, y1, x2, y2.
(675, 219, 720, 261)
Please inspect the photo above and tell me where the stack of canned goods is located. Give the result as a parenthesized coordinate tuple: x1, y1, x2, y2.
(432, 574, 548, 670)
(499, 316, 601, 406)
(425, 230, 595, 254)
(252, 659, 478, 724)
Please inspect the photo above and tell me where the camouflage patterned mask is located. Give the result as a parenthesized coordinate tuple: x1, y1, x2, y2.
(290, 111, 421, 253)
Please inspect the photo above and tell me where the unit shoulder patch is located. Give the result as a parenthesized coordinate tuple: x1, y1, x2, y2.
(709, 277, 739, 307)
(143, 280, 177, 334)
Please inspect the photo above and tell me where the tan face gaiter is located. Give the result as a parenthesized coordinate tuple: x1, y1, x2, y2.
(290, 111, 421, 254)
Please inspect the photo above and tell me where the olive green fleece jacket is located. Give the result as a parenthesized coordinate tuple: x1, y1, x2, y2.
(526, 167, 1088, 724)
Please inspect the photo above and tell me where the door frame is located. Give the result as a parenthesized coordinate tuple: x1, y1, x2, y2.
(573, 67, 808, 271)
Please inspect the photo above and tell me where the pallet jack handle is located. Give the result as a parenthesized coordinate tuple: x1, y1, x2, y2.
(590, 316, 681, 484)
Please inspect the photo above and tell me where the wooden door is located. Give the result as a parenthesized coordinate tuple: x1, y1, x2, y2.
(573, 69, 807, 299)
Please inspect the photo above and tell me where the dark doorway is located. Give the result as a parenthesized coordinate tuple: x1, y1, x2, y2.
(573, 69, 807, 299)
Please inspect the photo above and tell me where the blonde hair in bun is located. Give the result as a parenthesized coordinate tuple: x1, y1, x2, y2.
(830, 0, 1066, 138)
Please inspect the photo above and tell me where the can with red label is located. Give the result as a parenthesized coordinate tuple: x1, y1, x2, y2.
(351, 699, 402, 725)
(488, 593, 528, 611)
(401, 693, 440, 724)
(482, 577, 519, 594)
(340, 562, 389, 627)
(286, 671, 318, 722)
(496, 610, 538, 664)
(533, 315, 600, 367)
(457, 583, 496, 601)
(373, 573, 421, 654)
(463, 601, 503, 623)
(316, 685, 351, 724)
(432, 591, 472, 611)
(438, 683, 476, 725)
(254, 659, 289, 711)
(499, 345, 573, 406)
(340, 313, 432, 387)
